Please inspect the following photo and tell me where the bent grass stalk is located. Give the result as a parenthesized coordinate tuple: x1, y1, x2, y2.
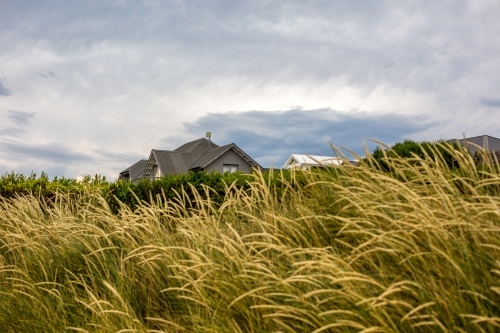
(0, 144, 499, 331)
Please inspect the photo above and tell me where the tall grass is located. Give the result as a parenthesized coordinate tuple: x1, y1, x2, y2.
(1, 144, 500, 332)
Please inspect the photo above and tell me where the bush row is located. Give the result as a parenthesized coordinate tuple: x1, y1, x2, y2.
(0, 170, 308, 213)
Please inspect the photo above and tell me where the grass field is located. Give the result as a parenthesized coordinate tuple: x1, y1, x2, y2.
(1, 144, 500, 332)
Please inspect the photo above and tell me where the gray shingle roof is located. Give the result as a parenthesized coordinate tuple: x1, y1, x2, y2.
(152, 150, 189, 175)
(174, 138, 219, 153)
(189, 144, 232, 169)
(119, 159, 148, 180)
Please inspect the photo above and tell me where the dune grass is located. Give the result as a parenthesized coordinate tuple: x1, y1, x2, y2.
(1, 144, 500, 332)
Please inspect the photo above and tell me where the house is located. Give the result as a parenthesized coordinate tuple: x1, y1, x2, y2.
(283, 154, 344, 169)
(455, 135, 500, 154)
(119, 137, 262, 182)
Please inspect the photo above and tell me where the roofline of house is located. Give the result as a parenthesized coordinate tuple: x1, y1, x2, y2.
(186, 138, 207, 153)
(119, 159, 148, 174)
(192, 143, 262, 170)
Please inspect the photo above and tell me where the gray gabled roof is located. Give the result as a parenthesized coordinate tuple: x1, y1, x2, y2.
(455, 135, 500, 153)
(190, 143, 262, 170)
(143, 139, 218, 177)
(119, 159, 148, 180)
(189, 144, 231, 169)
(152, 150, 189, 175)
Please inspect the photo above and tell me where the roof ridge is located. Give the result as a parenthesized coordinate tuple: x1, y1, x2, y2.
(186, 143, 224, 168)
(130, 158, 148, 166)
(187, 138, 204, 153)
(194, 144, 232, 169)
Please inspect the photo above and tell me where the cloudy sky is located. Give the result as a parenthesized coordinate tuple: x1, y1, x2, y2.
(1, 1, 500, 178)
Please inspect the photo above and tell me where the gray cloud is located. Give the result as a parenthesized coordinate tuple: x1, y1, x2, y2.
(94, 149, 148, 175)
(0, 162, 69, 179)
(162, 108, 433, 166)
(38, 71, 58, 79)
(0, 139, 94, 164)
(0, 127, 22, 136)
(479, 97, 500, 108)
(7, 110, 36, 125)
(0, 111, 36, 137)
(0, 79, 10, 96)
(93, 148, 142, 158)
(0, 143, 145, 179)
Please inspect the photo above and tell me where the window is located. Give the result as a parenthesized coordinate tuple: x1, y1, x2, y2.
(223, 164, 238, 173)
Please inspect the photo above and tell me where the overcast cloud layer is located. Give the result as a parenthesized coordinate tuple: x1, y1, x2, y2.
(1, 1, 500, 178)
(162, 108, 431, 167)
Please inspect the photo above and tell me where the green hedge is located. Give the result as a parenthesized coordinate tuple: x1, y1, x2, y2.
(108, 170, 310, 212)
(107, 171, 252, 212)
(0, 170, 307, 213)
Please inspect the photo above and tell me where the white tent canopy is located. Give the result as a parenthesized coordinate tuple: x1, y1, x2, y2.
(283, 154, 344, 169)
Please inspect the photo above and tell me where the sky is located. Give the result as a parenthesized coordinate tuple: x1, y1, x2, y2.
(1, 0, 500, 178)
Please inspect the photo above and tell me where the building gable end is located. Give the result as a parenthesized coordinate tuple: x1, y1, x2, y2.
(142, 151, 157, 178)
(196, 144, 262, 170)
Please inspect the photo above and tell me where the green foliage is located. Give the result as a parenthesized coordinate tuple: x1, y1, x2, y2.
(0, 170, 308, 213)
(370, 139, 466, 172)
(0, 171, 109, 200)
(108, 171, 249, 210)
(107, 169, 308, 213)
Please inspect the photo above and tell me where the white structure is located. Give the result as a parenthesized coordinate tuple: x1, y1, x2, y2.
(283, 154, 344, 169)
